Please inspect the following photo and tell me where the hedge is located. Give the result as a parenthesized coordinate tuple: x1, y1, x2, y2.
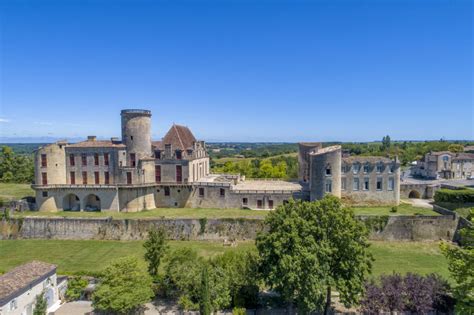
(434, 188, 474, 203)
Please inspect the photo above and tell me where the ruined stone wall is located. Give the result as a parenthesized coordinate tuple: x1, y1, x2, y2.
(0, 215, 460, 242)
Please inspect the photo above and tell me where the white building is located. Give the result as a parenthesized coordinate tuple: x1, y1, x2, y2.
(0, 261, 65, 315)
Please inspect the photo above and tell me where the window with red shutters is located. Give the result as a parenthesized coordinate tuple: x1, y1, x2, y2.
(69, 154, 75, 166)
(104, 153, 109, 166)
(82, 172, 87, 184)
(176, 165, 182, 183)
(257, 200, 263, 209)
(104, 172, 110, 184)
(268, 200, 274, 209)
(155, 165, 161, 183)
(82, 154, 87, 166)
(94, 153, 99, 166)
(127, 172, 132, 184)
(94, 171, 100, 184)
(176, 150, 182, 160)
(130, 153, 136, 167)
(70, 172, 75, 185)
(41, 154, 47, 167)
(199, 187, 204, 197)
(42, 172, 48, 185)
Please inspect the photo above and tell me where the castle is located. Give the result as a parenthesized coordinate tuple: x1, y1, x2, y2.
(33, 109, 400, 212)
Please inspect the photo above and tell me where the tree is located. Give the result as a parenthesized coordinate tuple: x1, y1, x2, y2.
(448, 144, 464, 153)
(440, 220, 474, 313)
(199, 265, 211, 315)
(65, 277, 88, 301)
(143, 227, 169, 278)
(256, 196, 373, 314)
(33, 292, 47, 315)
(92, 256, 154, 314)
(382, 135, 391, 151)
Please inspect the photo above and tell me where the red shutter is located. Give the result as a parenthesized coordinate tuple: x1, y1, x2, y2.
(176, 165, 182, 183)
(41, 173, 48, 185)
(104, 172, 110, 184)
(127, 172, 132, 184)
(155, 166, 161, 183)
(70, 172, 75, 185)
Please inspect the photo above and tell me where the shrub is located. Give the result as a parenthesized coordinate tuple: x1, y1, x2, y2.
(434, 188, 474, 203)
(390, 206, 398, 213)
(33, 292, 47, 315)
(65, 277, 88, 301)
(232, 307, 246, 315)
(178, 294, 198, 311)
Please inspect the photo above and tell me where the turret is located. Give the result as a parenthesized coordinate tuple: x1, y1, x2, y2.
(309, 145, 342, 201)
(121, 109, 152, 164)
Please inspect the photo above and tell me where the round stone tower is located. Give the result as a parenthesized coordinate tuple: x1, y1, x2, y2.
(309, 145, 341, 201)
(121, 109, 152, 161)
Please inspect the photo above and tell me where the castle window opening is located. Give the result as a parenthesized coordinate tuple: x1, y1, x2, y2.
(341, 177, 346, 190)
(155, 151, 161, 159)
(41, 154, 47, 167)
(326, 165, 331, 176)
(155, 165, 161, 183)
(130, 153, 136, 167)
(388, 178, 394, 191)
(176, 150, 182, 160)
(268, 200, 274, 209)
(363, 163, 370, 174)
(126, 172, 132, 184)
(104, 172, 110, 184)
(70, 172, 75, 185)
(69, 154, 75, 166)
(164, 187, 170, 196)
(94, 172, 100, 184)
(376, 163, 383, 173)
(325, 179, 332, 193)
(353, 178, 359, 191)
(42, 191, 48, 197)
(199, 187, 205, 197)
(220, 188, 225, 197)
(242, 198, 248, 205)
(82, 154, 87, 166)
(257, 200, 263, 209)
(42, 172, 48, 185)
(176, 165, 182, 183)
(104, 153, 109, 166)
(376, 178, 383, 190)
(353, 163, 360, 174)
(94, 153, 99, 166)
(82, 171, 87, 184)
(363, 178, 369, 190)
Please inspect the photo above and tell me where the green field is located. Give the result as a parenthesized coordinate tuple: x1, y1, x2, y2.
(213, 152, 298, 165)
(0, 239, 450, 280)
(0, 183, 34, 201)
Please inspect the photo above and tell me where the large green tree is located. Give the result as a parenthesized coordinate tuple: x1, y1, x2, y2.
(256, 196, 373, 314)
(440, 219, 474, 312)
(143, 227, 169, 278)
(92, 256, 154, 314)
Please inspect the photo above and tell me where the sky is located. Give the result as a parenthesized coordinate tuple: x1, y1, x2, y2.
(0, 0, 472, 142)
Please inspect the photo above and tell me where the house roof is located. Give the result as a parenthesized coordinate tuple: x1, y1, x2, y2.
(68, 140, 125, 148)
(453, 153, 474, 161)
(0, 261, 56, 303)
(342, 156, 394, 164)
(157, 124, 197, 150)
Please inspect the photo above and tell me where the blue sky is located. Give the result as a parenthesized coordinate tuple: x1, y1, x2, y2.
(0, 0, 472, 142)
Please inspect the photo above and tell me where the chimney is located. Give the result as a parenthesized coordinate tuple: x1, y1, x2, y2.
(87, 136, 97, 141)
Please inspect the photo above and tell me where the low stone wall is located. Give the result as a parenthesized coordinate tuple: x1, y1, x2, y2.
(0, 214, 460, 242)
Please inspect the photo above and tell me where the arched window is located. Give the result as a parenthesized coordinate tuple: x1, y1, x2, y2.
(325, 164, 332, 176)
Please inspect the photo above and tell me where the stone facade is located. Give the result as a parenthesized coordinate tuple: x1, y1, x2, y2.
(33, 109, 301, 212)
(411, 151, 474, 179)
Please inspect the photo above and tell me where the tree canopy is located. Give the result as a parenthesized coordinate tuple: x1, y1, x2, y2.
(256, 196, 373, 314)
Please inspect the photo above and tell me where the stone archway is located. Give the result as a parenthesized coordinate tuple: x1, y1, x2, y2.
(62, 194, 80, 211)
(408, 190, 421, 199)
(83, 194, 101, 211)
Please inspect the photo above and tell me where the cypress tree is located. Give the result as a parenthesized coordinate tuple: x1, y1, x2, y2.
(199, 265, 211, 315)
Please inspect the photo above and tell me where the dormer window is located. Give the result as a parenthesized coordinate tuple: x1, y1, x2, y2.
(155, 151, 161, 159)
(353, 163, 360, 174)
(187, 149, 193, 156)
(363, 163, 370, 173)
(176, 150, 182, 160)
(376, 163, 384, 173)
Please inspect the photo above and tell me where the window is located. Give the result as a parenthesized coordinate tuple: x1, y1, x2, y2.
(341, 165, 347, 173)
(199, 187, 205, 197)
(82, 171, 87, 184)
(220, 188, 225, 197)
(176, 150, 182, 160)
(242, 198, 248, 205)
(130, 153, 136, 167)
(363, 163, 370, 174)
(69, 154, 75, 166)
(326, 165, 331, 176)
(176, 165, 182, 183)
(155, 151, 161, 159)
(104, 153, 109, 166)
(94, 153, 99, 166)
(82, 154, 87, 166)
(268, 200, 274, 209)
(126, 172, 132, 184)
(41, 154, 47, 167)
(376, 177, 383, 190)
(42, 172, 48, 185)
(42, 191, 48, 197)
(257, 200, 263, 209)
(353, 178, 359, 191)
(341, 177, 346, 190)
(155, 165, 161, 183)
(70, 172, 75, 185)
(376, 163, 383, 173)
(130, 136, 134, 141)
(9, 299, 17, 311)
(364, 178, 369, 190)
(94, 171, 100, 184)
(388, 177, 395, 191)
(325, 179, 332, 193)
(353, 163, 360, 174)
(104, 172, 110, 184)
(164, 186, 170, 196)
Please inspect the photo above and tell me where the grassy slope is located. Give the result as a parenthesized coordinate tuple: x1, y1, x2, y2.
(0, 240, 449, 280)
(0, 183, 34, 201)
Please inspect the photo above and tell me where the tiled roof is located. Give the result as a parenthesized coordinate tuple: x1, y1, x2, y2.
(429, 151, 452, 156)
(453, 153, 474, 161)
(309, 145, 341, 155)
(68, 140, 125, 148)
(0, 261, 56, 302)
(342, 156, 394, 164)
(160, 124, 197, 150)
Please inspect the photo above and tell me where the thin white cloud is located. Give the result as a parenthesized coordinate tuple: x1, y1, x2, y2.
(0, 118, 10, 123)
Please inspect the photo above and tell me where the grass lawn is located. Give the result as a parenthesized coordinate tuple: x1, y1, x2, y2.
(0, 183, 34, 201)
(0, 239, 450, 280)
(352, 204, 440, 216)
